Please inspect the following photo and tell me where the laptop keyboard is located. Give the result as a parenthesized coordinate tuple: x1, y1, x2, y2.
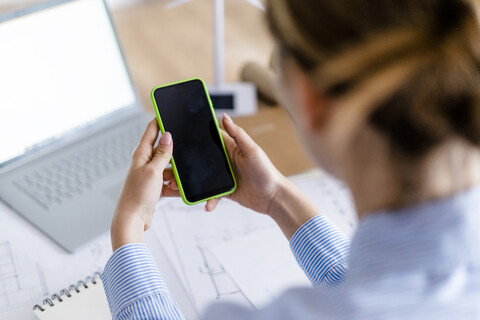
(13, 120, 145, 209)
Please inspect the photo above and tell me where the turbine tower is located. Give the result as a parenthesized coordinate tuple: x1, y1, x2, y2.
(166, 0, 264, 117)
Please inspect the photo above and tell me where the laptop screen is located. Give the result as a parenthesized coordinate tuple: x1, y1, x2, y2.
(0, 0, 136, 166)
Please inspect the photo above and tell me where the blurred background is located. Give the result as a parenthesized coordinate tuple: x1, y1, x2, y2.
(0, 0, 312, 175)
(1, 0, 272, 107)
(0, 0, 144, 11)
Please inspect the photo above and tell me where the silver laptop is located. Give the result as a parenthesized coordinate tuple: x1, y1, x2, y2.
(0, 0, 152, 252)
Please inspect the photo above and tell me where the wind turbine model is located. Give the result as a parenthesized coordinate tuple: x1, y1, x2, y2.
(166, 0, 264, 117)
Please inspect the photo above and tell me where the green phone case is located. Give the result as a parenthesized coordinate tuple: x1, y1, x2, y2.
(151, 78, 236, 205)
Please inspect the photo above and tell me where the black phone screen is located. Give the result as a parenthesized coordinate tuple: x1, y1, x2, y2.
(153, 79, 235, 203)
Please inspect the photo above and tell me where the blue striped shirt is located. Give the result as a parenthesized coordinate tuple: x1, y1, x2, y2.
(102, 187, 480, 319)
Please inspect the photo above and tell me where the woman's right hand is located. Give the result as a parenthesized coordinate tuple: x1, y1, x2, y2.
(167, 113, 319, 238)
(204, 113, 288, 215)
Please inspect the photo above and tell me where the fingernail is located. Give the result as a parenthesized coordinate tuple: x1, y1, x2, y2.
(168, 180, 177, 188)
(160, 132, 172, 146)
(223, 113, 233, 124)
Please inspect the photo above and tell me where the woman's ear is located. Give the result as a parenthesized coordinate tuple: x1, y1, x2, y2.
(287, 60, 331, 132)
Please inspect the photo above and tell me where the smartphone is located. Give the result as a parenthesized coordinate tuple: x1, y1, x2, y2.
(151, 78, 236, 205)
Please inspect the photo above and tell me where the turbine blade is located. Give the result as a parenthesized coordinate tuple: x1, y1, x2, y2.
(242, 0, 265, 11)
(165, 0, 194, 10)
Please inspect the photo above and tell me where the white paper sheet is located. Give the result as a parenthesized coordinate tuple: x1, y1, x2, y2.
(209, 227, 311, 308)
(149, 198, 277, 313)
(289, 169, 357, 237)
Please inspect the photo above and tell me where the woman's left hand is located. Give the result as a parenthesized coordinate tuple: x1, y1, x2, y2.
(110, 119, 179, 251)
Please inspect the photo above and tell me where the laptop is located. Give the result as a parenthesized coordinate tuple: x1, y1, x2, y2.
(0, 0, 153, 252)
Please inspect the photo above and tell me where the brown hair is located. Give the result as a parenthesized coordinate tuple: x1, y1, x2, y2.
(267, 0, 480, 157)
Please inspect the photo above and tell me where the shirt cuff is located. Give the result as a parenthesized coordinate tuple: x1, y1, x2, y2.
(290, 215, 350, 286)
(101, 243, 170, 318)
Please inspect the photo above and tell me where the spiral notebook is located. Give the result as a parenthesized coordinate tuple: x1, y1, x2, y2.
(33, 273, 112, 320)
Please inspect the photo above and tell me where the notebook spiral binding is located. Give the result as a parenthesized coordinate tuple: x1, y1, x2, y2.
(33, 272, 102, 312)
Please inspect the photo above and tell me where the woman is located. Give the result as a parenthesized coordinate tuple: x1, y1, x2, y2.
(102, 0, 480, 318)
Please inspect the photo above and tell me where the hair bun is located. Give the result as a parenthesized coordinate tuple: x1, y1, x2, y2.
(268, 0, 480, 156)
(434, 0, 471, 37)
(445, 91, 480, 145)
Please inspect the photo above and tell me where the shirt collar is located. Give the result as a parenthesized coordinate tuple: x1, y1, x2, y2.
(348, 186, 480, 276)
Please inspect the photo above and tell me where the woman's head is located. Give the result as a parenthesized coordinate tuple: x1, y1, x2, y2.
(267, 0, 480, 212)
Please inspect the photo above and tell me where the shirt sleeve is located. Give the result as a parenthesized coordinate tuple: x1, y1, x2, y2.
(289, 214, 350, 287)
(101, 243, 185, 320)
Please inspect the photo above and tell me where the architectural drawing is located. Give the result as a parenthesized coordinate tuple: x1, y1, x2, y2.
(0, 241, 48, 318)
(0, 201, 113, 319)
(150, 170, 357, 314)
(151, 198, 274, 313)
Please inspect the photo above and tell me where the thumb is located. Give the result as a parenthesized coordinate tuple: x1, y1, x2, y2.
(150, 132, 173, 169)
(222, 113, 257, 154)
